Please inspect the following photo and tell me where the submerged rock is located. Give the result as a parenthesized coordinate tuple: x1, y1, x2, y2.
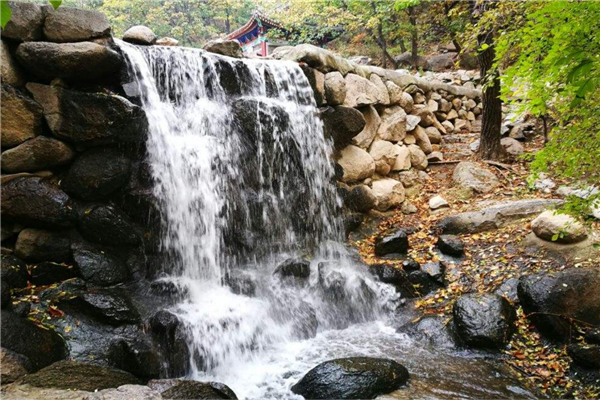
(22, 360, 138, 391)
(453, 293, 516, 350)
(273, 258, 311, 281)
(161, 380, 238, 400)
(291, 357, 409, 399)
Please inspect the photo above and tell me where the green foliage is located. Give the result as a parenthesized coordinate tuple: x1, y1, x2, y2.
(1, 0, 12, 28)
(49, 0, 62, 9)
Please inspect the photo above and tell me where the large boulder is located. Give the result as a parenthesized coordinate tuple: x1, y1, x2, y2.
(27, 83, 147, 147)
(123, 25, 157, 45)
(352, 105, 380, 149)
(322, 106, 365, 149)
(427, 53, 456, 72)
(279, 44, 354, 75)
(78, 204, 140, 246)
(1, 85, 43, 149)
(107, 337, 161, 380)
(368, 140, 400, 175)
(1, 136, 74, 173)
(273, 258, 311, 281)
(1, 310, 67, 370)
(391, 145, 411, 171)
(518, 268, 600, 340)
(343, 184, 377, 213)
(1, 1, 44, 41)
(343, 73, 381, 108)
(43, 7, 111, 43)
(337, 145, 375, 183)
(452, 162, 499, 193)
(453, 293, 516, 350)
(22, 360, 138, 391)
(1, 177, 76, 228)
(148, 311, 191, 377)
(161, 381, 238, 400)
(14, 228, 71, 263)
(0, 347, 32, 384)
(86, 385, 162, 400)
(436, 235, 464, 257)
(1, 40, 26, 87)
(371, 263, 439, 298)
(291, 357, 408, 399)
(301, 65, 326, 106)
(16, 41, 122, 82)
(324, 71, 346, 105)
(64, 287, 140, 325)
(369, 73, 390, 105)
(567, 344, 600, 370)
(61, 148, 131, 201)
(203, 39, 242, 58)
(412, 125, 432, 154)
(72, 242, 129, 286)
(374, 229, 409, 257)
(500, 137, 524, 157)
(407, 144, 428, 170)
(531, 210, 588, 244)
(1, 254, 28, 289)
(371, 178, 405, 211)
(377, 107, 407, 143)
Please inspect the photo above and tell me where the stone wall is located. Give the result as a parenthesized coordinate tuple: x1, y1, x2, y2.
(271, 44, 483, 215)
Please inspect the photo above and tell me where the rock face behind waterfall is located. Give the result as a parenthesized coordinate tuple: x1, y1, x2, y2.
(291, 357, 409, 399)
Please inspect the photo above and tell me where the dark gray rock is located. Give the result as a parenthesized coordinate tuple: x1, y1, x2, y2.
(43, 7, 111, 43)
(64, 287, 140, 326)
(16, 41, 122, 82)
(0, 347, 32, 384)
(273, 258, 311, 280)
(62, 148, 131, 201)
(21, 360, 138, 391)
(453, 293, 516, 350)
(343, 213, 364, 237)
(27, 83, 147, 147)
(107, 336, 161, 380)
(402, 258, 420, 271)
(162, 380, 238, 399)
(374, 229, 409, 257)
(1, 281, 11, 308)
(1, 254, 28, 289)
(322, 105, 366, 149)
(397, 315, 457, 348)
(72, 242, 129, 286)
(1, 310, 67, 370)
(14, 228, 71, 263)
(1, 135, 74, 173)
(567, 344, 600, 369)
(343, 185, 377, 213)
(291, 357, 409, 399)
(421, 261, 446, 285)
(585, 328, 600, 345)
(518, 268, 600, 341)
(78, 204, 140, 246)
(1, 177, 76, 228)
(370, 264, 440, 298)
(436, 234, 464, 256)
(1, 1, 44, 42)
(148, 310, 191, 377)
(225, 273, 256, 296)
(30, 262, 77, 285)
(300, 64, 325, 106)
(495, 277, 519, 303)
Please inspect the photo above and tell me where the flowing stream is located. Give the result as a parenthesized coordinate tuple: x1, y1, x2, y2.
(119, 42, 535, 400)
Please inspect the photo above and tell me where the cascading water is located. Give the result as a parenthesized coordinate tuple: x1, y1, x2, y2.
(119, 42, 535, 400)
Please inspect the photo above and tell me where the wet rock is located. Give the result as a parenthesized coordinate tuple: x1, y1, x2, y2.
(148, 310, 191, 377)
(1, 254, 29, 289)
(1, 1, 44, 41)
(452, 162, 499, 194)
(72, 243, 129, 287)
(531, 210, 588, 244)
(107, 337, 161, 380)
(343, 185, 377, 213)
(273, 258, 311, 280)
(1, 310, 67, 370)
(402, 258, 420, 271)
(226, 273, 256, 297)
(1, 347, 32, 384)
(370, 263, 435, 298)
(397, 316, 456, 348)
(203, 39, 242, 58)
(343, 73, 381, 107)
(1, 40, 26, 87)
(436, 234, 464, 256)
(30, 261, 77, 285)
(43, 7, 111, 43)
(1, 85, 43, 149)
(27, 83, 147, 147)
(518, 268, 600, 341)
(429, 195, 449, 210)
(322, 106, 366, 149)
(437, 199, 562, 234)
(495, 277, 519, 303)
(16, 42, 122, 82)
(371, 178, 405, 211)
(343, 213, 364, 237)
(61, 148, 131, 201)
(301, 65, 325, 106)
(585, 328, 600, 345)
(65, 287, 140, 326)
(421, 261, 446, 285)
(162, 380, 238, 400)
(324, 71, 346, 105)
(1, 136, 74, 173)
(374, 229, 409, 257)
(156, 37, 179, 46)
(453, 293, 516, 350)
(22, 360, 138, 391)
(123, 25, 157, 45)
(1, 177, 76, 228)
(291, 357, 408, 399)
(85, 384, 162, 400)
(78, 204, 140, 246)
(352, 105, 380, 149)
(231, 97, 290, 147)
(337, 145, 375, 183)
(1, 282, 11, 308)
(567, 344, 600, 369)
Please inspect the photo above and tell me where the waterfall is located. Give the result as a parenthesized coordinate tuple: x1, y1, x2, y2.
(119, 41, 397, 392)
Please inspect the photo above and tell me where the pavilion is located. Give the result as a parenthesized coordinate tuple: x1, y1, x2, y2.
(225, 11, 286, 57)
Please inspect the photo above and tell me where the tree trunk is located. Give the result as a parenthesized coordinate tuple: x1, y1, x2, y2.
(408, 7, 418, 68)
(477, 32, 503, 160)
(398, 37, 407, 53)
(378, 21, 387, 68)
(225, 7, 231, 34)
